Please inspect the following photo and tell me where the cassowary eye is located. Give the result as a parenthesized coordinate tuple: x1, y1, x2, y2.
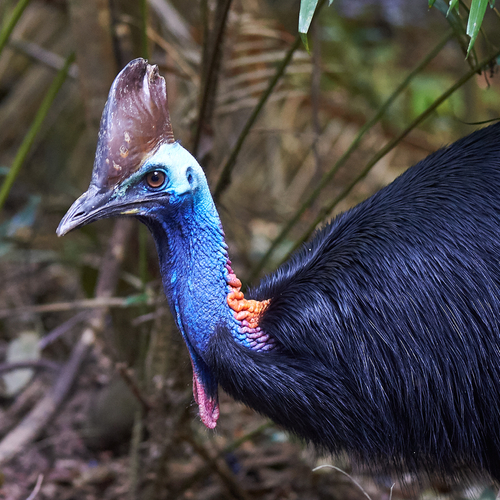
(146, 170, 166, 189)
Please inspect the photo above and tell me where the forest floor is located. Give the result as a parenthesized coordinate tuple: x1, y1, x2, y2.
(0, 347, 493, 500)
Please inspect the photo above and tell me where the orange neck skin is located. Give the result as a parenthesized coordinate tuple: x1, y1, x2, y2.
(225, 262, 275, 351)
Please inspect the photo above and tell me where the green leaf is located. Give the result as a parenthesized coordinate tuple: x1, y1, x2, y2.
(428, 0, 436, 7)
(124, 293, 150, 306)
(447, 0, 459, 16)
(328, 0, 334, 5)
(433, 0, 466, 33)
(0, 0, 32, 57)
(298, 0, 319, 34)
(300, 32, 310, 53)
(466, 0, 488, 55)
(0, 52, 75, 211)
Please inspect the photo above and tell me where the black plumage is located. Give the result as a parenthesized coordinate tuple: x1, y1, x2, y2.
(210, 123, 500, 479)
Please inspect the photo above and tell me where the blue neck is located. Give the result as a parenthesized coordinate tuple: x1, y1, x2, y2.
(145, 187, 238, 359)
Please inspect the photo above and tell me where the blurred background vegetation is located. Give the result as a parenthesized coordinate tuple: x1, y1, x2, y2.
(0, 0, 500, 499)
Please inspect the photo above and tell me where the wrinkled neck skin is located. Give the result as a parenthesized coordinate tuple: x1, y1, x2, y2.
(142, 160, 272, 374)
(153, 191, 236, 356)
(137, 143, 273, 428)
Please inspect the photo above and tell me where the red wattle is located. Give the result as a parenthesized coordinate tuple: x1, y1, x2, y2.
(192, 369, 219, 429)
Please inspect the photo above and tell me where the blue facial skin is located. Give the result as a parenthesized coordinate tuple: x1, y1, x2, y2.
(117, 142, 241, 394)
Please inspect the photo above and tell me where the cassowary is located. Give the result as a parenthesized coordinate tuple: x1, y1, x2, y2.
(58, 59, 500, 481)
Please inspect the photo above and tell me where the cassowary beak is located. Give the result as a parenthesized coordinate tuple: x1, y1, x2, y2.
(56, 183, 148, 236)
(57, 185, 114, 236)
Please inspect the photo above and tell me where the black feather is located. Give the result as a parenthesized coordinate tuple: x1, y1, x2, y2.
(207, 122, 500, 480)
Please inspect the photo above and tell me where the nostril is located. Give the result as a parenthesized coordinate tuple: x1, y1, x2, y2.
(74, 210, 85, 219)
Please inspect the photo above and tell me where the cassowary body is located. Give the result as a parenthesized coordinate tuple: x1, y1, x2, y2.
(58, 59, 500, 481)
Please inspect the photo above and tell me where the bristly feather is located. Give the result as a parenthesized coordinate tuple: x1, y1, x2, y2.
(207, 123, 500, 480)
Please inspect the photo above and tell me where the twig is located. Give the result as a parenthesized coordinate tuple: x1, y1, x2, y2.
(0, 360, 60, 375)
(25, 473, 43, 500)
(131, 308, 167, 326)
(146, 27, 199, 83)
(213, 35, 302, 202)
(147, 0, 195, 48)
(0, 219, 133, 465)
(174, 422, 272, 496)
(247, 29, 453, 281)
(184, 434, 252, 500)
(8, 39, 79, 78)
(217, 422, 272, 457)
(128, 410, 144, 500)
(116, 362, 154, 413)
(389, 482, 395, 500)
(192, 0, 233, 160)
(38, 311, 88, 350)
(0, 295, 159, 319)
(313, 465, 372, 500)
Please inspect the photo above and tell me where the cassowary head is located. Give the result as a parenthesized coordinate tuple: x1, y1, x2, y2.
(57, 59, 207, 234)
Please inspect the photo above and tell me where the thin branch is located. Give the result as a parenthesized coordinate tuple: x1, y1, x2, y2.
(116, 362, 154, 413)
(128, 410, 144, 500)
(8, 39, 79, 78)
(217, 422, 272, 457)
(25, 474, 44, 500)
(248, 29, 454, 281)
(0, 294, 159, 319)
(313, 465, 373, 500)
(0, 52, 75, 211)
(213, 35, 302, 202)
(0, 360, 60, 375)
(183, 433, 252, 500)
(146, 27, 199, 83)
(192, 0, 233, 159)
(284, 46, 500, 260)
(173, 422, 272, 496)
(38, 311, 88, 350)
(131, 307, 167, 326)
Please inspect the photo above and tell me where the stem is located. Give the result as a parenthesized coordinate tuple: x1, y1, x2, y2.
(283, 46, 500, 264)
(214, 35, 302, 202)
(0, 0, 32, 57)
(192, 0, 233, 159)
(140, 0, 149, 59)
(0, 294, 158, 319)
(248, 29, 454, 282)
(213, 0, 329, 200)
(0, 52, 75, 211)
